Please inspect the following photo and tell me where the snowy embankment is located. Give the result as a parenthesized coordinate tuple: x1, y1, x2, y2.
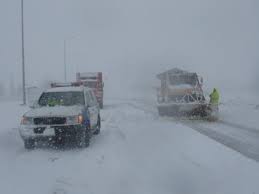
(0, 99, 259, 194)
(187, 91, 259, 162)
(219, 92, 259, 130)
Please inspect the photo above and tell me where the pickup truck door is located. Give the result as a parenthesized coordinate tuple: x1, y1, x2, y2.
(89, 90, 99, 125)
(85, 91, 98, 129)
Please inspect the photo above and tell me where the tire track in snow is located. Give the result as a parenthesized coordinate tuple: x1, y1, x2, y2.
(183, 121, 259, 163)
(91, 102, 128, 146)
(123, 98, 259, 163)
(219, 120, 259, 135)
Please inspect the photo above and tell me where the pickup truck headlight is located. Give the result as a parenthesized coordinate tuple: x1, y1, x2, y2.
(21, 116, 33, 125)
(66, 115, 84, 125)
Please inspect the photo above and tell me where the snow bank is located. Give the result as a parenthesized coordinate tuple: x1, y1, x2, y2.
(220, 92, 259, 130)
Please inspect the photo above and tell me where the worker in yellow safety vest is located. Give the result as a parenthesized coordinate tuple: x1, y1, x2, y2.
(209, 88, 220, 105)
(209, 88, 220, 116)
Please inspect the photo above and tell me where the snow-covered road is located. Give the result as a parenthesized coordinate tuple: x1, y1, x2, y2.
(126, 97, 259, 163)
(183, 120, 259, 162)
(1, 99, 259, 194)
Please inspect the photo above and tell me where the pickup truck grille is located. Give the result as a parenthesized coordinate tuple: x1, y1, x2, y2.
(34, 117, 66, 125)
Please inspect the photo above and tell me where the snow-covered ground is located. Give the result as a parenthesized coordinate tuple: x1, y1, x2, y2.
(184, 92, 259, 162)
(1, 98, 259, 194)
(220, 92, 259, 129)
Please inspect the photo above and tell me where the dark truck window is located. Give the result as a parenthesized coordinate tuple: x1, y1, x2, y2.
(38, 91, 85, 107)
(169, 75, 197, 85)
(84, 81, 97, 88)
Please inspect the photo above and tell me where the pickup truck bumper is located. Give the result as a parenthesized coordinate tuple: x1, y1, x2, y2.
(19, 124, 84, 141)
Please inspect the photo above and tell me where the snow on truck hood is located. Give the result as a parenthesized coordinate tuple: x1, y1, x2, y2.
(24, 105, 83, 118)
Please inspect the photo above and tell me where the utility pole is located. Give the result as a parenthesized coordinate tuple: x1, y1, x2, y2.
(21, 0, 26, 105)
(64, 39, 67, 82)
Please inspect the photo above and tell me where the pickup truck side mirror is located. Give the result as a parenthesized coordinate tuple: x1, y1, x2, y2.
(29, 101, 39, 109)
(85, 102, 91, 109)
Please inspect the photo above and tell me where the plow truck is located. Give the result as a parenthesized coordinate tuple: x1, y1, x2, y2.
(156, 68, 217, 119)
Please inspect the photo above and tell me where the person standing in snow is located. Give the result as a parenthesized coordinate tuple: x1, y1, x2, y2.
(209, 88, 220, 114)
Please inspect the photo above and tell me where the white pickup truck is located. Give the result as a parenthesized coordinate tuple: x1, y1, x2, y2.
(19, 86, 101, 149)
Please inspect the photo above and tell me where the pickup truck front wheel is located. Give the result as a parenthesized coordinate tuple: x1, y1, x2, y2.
(24, 139, 35, 149)
(93, 115, 101, 135)
(76, 128, 90, 148)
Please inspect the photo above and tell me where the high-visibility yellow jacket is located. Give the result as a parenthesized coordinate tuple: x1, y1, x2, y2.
(210, 89, 219, 105)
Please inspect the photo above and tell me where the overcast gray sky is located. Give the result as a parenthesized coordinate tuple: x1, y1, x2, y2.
(0, 0, 258, 96)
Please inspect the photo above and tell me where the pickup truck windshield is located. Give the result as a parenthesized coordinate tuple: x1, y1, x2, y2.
(38, 91, 85, 107)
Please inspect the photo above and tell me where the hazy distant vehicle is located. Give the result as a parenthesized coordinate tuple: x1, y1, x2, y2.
(19, 85, 101, 149)
(156, 68, 215, 118)
(76, 72, 104, 108)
